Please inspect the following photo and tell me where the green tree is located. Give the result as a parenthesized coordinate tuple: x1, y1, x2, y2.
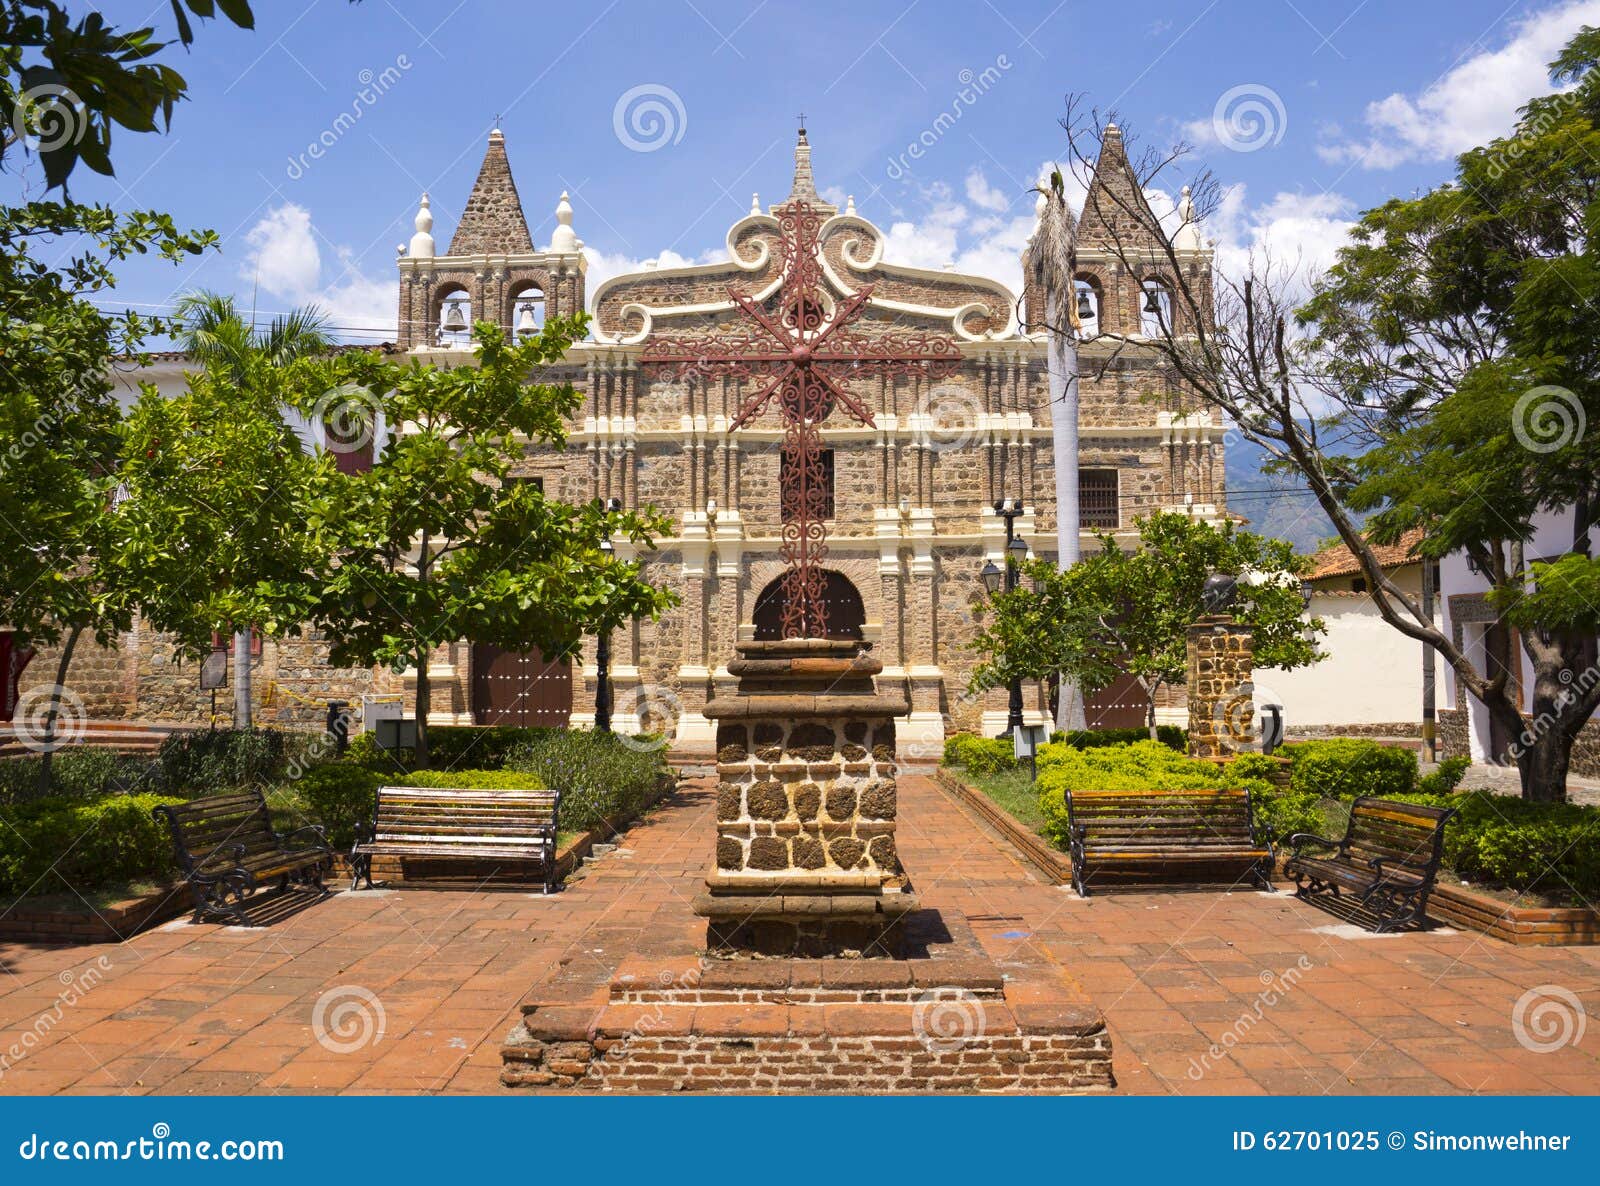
(299, 320, 677, 767)
(971, 512, 1325, 735)
(170, 289, 334, 727)
(1, 2, 259, 190)
(1049, 29, 1600, 800)
(107, 358, 336, 716)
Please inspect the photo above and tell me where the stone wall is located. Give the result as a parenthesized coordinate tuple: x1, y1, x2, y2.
(713, 719, 899, 879)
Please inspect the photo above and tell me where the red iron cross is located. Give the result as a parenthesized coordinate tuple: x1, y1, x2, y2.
(642, 201, 960, 638)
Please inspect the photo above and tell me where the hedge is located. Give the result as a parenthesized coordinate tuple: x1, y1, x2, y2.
(1280, 738, 1417, 799)
(0, 792, 187, 896)
(941, 734, 1016, 775)
(1442, 792, 1600, 900)
(1051, 726, 1187, 752)
(347, 725, 567, 772)
(1036, 740, 1290, 847)
(156, 728, 311, 791)
(0, 748, 158, 803)
(504, 730, 663, 833)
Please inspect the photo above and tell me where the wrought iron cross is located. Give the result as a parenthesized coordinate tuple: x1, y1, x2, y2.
(643, 201, 960, 638)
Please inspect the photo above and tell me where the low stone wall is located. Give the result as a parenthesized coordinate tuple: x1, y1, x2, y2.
(0, 883, 188, 945)
(1429, 882, 1600, 946)
(1285, 722, 1421, 740)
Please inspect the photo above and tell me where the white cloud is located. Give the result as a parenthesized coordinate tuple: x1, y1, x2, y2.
(1318, 0, 1600, 168)
(239, 203, 396, 338)
(1208, 186, 1354, 293)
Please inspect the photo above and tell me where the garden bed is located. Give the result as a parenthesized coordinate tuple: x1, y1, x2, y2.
(1427, 881, 1600, 946)
(0, 881, 190, 945)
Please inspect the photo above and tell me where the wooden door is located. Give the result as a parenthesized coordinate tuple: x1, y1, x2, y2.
(470, 644, 572, 727)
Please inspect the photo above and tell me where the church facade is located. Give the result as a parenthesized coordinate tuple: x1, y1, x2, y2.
(391, 126, 1227, 753)
(16, 125, 1227, 753)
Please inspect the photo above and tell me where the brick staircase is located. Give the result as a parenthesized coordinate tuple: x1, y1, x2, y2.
(0, 719, 199, 759)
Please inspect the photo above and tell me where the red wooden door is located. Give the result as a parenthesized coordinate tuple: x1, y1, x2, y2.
(470, 644, 572, 727)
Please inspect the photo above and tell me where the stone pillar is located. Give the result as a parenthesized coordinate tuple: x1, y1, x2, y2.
(1186, 615, 1256, 759)
(697, 638, 915, 957)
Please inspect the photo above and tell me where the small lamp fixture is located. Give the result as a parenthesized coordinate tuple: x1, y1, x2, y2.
(442, 299, 468, 334)
(1007, 535, 1029, 564)
(981, 560, 1004, 595)
(515, 302, 538, 338)
(599, 536, 614, 558)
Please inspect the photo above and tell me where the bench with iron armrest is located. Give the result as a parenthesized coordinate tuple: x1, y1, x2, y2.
(352, 786, 563, 894)
(1283, 796, 1456, 932)
(153, 790, 332, 926)
(1064, 788, 1276, 897)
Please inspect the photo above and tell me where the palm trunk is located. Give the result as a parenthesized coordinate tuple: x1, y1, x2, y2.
(36, 626, 82, 794)
(233, 628, 252, 730)
(1046, 287, 1087, 732)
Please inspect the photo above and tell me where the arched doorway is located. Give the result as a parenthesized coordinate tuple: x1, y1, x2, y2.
(752, 570, 865, 641)
(470, 644, 572, 727)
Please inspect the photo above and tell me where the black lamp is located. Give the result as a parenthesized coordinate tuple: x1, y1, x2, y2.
(981, 559, 1003, 595)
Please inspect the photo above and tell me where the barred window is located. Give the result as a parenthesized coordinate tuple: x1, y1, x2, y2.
(1079, 469, 1119, 529)
(781, 448, 835, 522)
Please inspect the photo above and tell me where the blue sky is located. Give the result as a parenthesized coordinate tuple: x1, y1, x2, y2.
(29, 0, 1600, 343)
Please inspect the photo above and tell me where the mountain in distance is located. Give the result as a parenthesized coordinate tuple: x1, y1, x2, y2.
(1221, 430, 1341, 556)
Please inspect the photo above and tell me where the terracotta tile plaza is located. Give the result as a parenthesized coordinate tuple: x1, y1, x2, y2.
(1, 775, 1596, 1095)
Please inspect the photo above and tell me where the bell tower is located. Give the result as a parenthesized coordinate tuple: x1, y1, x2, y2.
(395, 128, 587, 349)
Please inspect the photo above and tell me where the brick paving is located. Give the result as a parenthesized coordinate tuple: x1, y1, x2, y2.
(1, 773, 1597, 1095)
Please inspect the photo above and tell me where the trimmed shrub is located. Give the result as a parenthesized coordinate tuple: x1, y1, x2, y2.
(346, 725, 564, 773)
(0, 749, 158, 803)
(0, 792, 187, 896)
(1050, 726, 1187, 752)
(504, 731, 663, 833)
(1442, 792, 1600, 900)
(396, 769, 546, 790)
(1281, 739, 1417, 800)
(295, 763, 385, 849)
(941, 734, 1016, 775)
(1419, 755, 1471, 797)
(1035, 740, 1280, 850)
(156, 728, 308, 791)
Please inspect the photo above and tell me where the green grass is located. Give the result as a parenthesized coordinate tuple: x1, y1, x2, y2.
(960, 767, 1048, 832)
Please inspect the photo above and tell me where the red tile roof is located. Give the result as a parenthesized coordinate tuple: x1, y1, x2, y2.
(1308, 526, 1425, 580)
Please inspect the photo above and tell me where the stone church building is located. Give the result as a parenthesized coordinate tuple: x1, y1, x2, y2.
(17, 125, 1226, 753)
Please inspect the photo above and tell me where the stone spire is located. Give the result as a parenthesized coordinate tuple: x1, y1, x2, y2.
(1077, 119, 1162, 250)
(775, 125, 837, 215)
(448, 127, 534, 255)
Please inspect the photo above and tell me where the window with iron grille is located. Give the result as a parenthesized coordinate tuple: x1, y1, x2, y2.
(781, 448, 835, 521)
(1079, 469, 1119, 529)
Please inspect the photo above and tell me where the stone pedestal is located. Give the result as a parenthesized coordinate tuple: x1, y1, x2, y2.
(693, 637, 919, 957)
(1186, 614, 1256, 759)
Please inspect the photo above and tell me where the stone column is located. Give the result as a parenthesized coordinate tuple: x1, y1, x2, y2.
(1186, 615, 1256, 759)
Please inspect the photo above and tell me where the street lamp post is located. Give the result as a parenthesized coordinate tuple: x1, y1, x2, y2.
(981, 499, 1029, 739)
(594, 498, 621, 733)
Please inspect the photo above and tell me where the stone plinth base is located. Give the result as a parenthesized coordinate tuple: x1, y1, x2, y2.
(693, 872, 921, 957)
(501, 912, 1112, 1093)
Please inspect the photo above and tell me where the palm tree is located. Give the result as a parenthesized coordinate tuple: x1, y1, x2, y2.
(173, 290, 332, 729)
(1028, 168, 1087, 731)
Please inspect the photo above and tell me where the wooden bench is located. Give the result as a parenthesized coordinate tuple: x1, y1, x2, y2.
(153, 790, 332, 926)
(1284, 796, 1455, 932)
(1064, 788, 1276, 897)
(352, 786, 562, 894)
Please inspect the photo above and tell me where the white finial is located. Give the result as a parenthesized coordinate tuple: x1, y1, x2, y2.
(408, 192, 435, 259)
(750, 192, 760, 216)
(550, 189, 578, 253)
(1173, 183, 1203, 252)
(846, 194, 856, 216)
